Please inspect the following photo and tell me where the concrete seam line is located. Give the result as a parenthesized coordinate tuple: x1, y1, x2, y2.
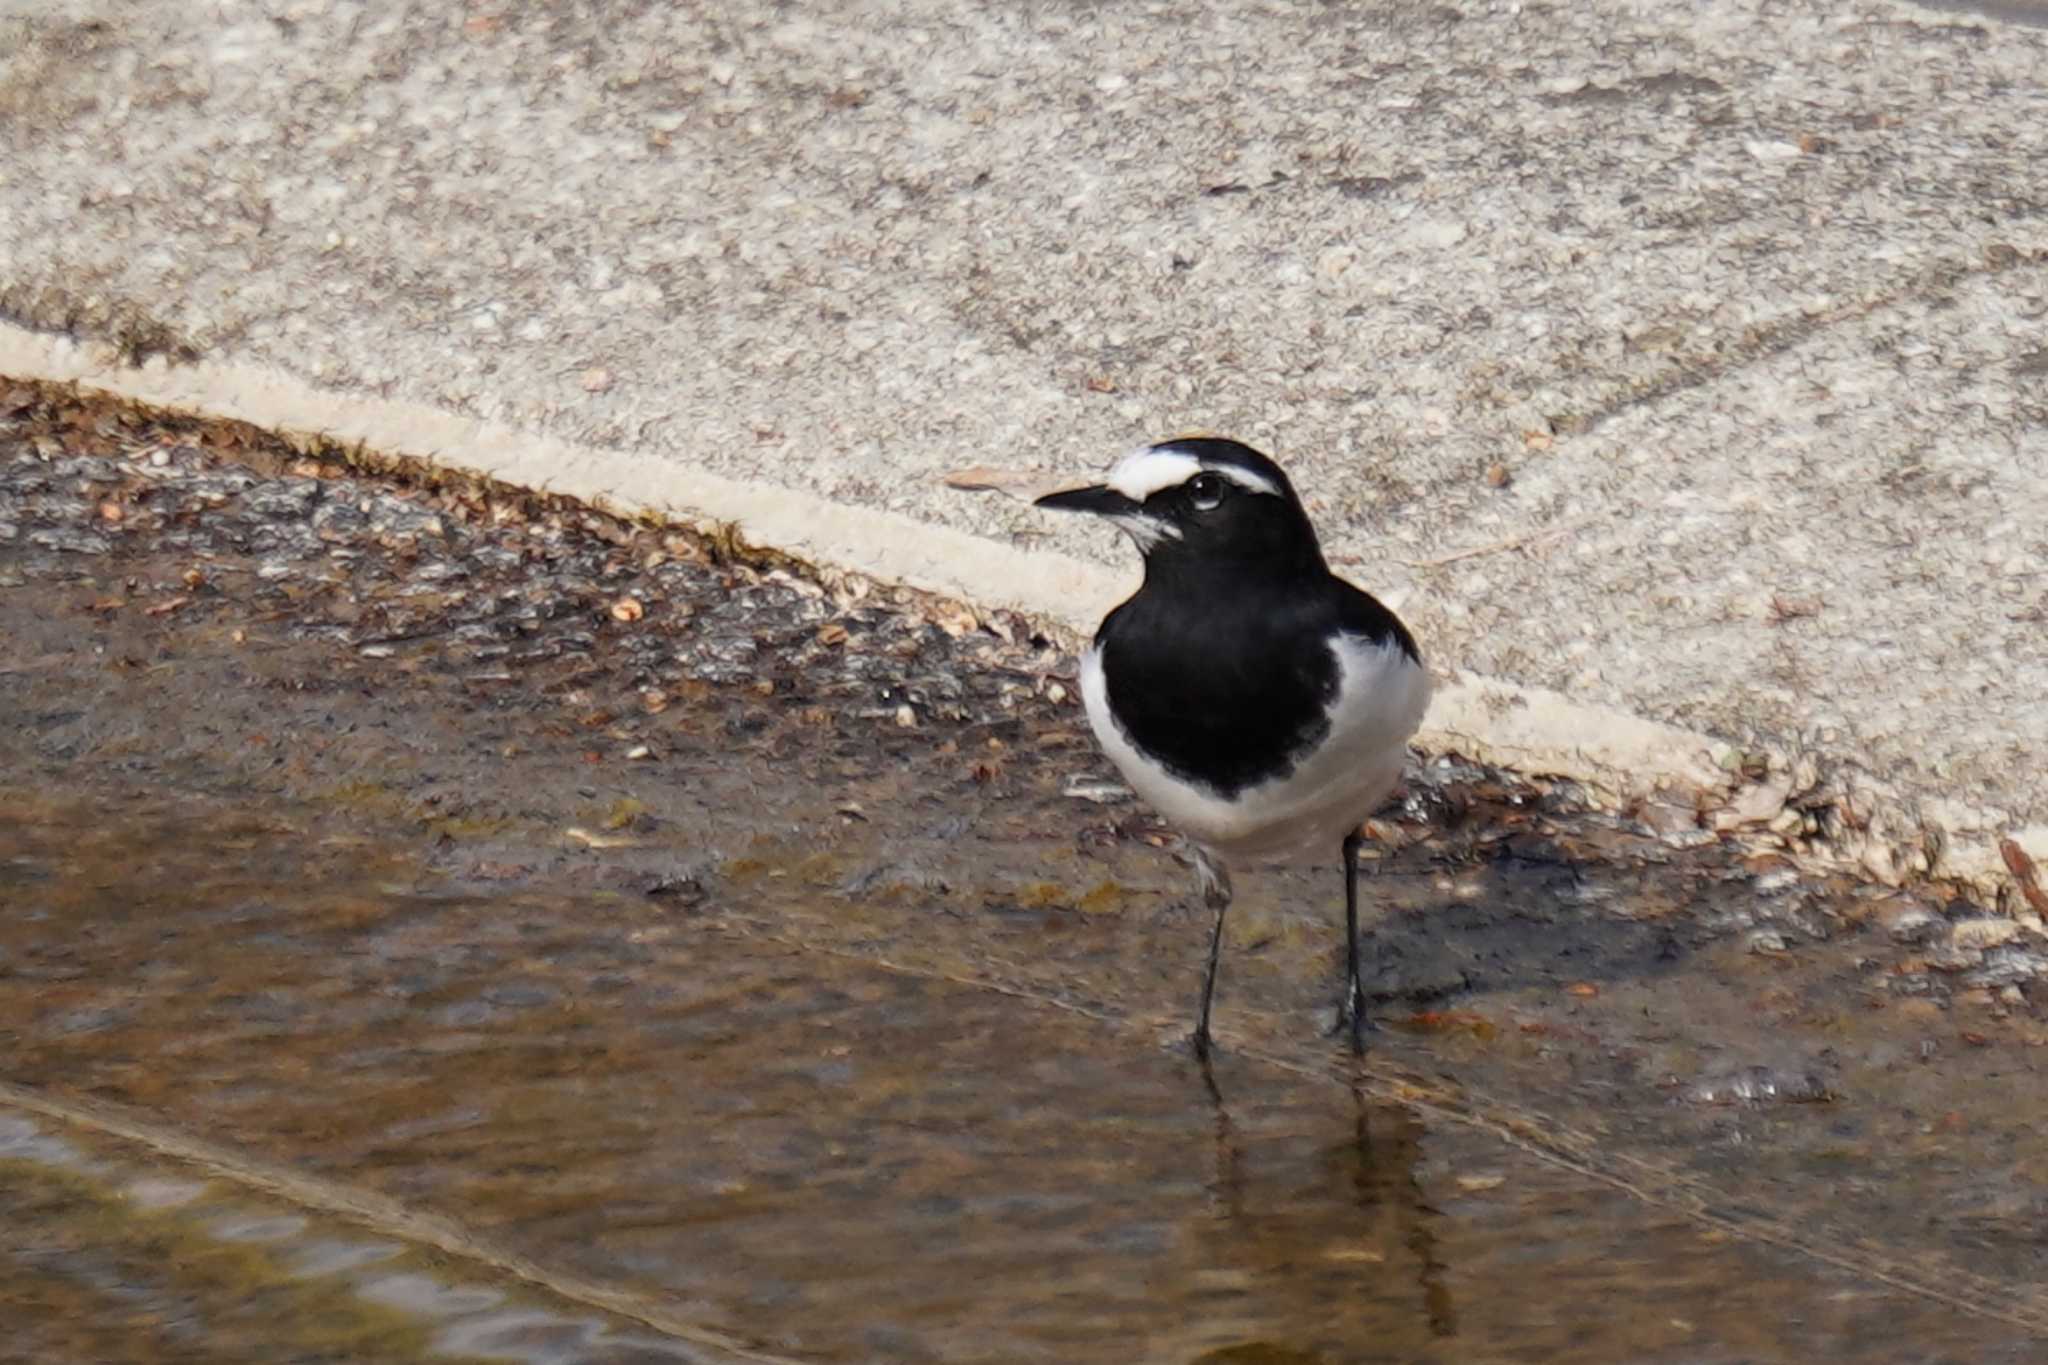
(0, 1079, 803, 1365)
(3, 322, 2043, 903)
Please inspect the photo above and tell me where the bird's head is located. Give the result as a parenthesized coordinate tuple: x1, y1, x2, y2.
(1034, 438, 1324, 574)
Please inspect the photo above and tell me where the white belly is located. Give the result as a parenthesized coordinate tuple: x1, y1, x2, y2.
(1080, 635, 1431, 863)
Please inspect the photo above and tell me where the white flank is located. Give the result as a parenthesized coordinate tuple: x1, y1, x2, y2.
(1104, 446, 1282, 502)
(1081, 635, 1431, 863)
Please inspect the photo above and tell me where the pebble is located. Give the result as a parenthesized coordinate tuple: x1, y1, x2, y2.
(1878, 898, 1944, 946)
(28, 528, 112, 554)
(1753, 867, 1801, 895)
(242, 481, 321, 519)
(1682, 1063, 1834, 1106)
(1949, 917, 2022, 951)
(1964, 948, 2048, 990)
(312, 501, 368, 534)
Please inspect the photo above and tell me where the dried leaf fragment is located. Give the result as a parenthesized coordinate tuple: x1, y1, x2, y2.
(2001, 838, 2048, 917)
(941, 466, 1078, 504)
(1767, 593, 1823, 624)
(565, 826, 638, 849)
(927, 600, 978, 638)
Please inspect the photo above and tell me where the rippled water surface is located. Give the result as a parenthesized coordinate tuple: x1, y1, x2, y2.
(3, 781, 2044, 1363)
(5, 423, 2048, 1361)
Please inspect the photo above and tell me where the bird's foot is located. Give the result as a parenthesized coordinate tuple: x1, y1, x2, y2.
(1326, 988, 1377, 1054)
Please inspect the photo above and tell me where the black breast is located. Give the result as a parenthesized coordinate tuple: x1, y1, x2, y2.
(1095, 574, 1414, 800)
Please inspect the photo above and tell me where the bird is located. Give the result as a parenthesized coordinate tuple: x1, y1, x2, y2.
(1034, 437, 1430, 1059)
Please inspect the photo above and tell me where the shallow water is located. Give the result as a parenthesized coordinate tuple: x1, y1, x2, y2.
(5, 430, 2048, 1361)
(3, 774, 2045, 1364)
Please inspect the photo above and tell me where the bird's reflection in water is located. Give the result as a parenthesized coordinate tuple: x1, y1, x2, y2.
(1196, 1059, 1456, 1358)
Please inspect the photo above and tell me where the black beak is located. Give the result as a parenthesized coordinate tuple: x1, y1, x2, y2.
(1033, 484, 1141, 516)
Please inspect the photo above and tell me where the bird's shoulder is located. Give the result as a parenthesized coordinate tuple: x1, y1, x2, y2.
(1323, 574, 1422, 667)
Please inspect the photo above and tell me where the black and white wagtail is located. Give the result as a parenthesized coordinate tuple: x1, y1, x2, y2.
(1034, 437, 1430, 1058)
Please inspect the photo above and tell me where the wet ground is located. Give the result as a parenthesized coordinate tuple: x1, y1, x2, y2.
(5, 385, 2048, 1363)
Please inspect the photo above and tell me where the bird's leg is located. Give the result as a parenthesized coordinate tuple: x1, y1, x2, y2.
(1333, 827, 1376, 1054)
(1191, 845, 1233, 1061)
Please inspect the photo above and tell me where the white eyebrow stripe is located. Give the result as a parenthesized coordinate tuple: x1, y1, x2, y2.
(1103, 447, 1282, 501)
(1105, 449, 1200, 501)
(1206, 463, 1281, 498)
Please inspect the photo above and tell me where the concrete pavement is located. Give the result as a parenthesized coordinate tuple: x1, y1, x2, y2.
(1, 0, 2044, 897)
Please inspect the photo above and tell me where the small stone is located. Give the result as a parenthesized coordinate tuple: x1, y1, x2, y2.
(581, 367, 615, 393)
(894, 703, 918, 728)
(1747, 929, 1789, 955)
(927, 601, 977, 637)
(1923, 945, 1978, 974)
(1714, 776, 1792, 830)
(27, 528, 111, 554)
(1063, 780, 1130, 805)
(1964, 947, 2048, 989)
(1950, 917, 2022, 951)
(1753, 867, 1800, 895)
(1636, 798, 1699, 836)
(1878, 897, 1943, 946)
(610, 596, 645, 622)
(1682, 1064, 1833, 1106)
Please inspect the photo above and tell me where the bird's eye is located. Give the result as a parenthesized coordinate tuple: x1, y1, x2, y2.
(1188, 473, 1226, 510)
